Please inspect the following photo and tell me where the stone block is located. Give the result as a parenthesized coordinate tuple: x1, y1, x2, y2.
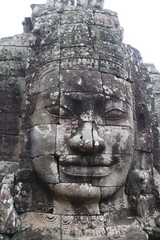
(0, 90, 21, 111)
(56, 119, 77, 155)
(92, 154, 132, 187)
(101, 73, 133, 105)
(25, 89, 60, 128)
(134, 130, 152, 152)
(0, 162, 19, 181)
(0, 175, 21, 234)
(61, 9, 94, 25)
(16, 158, 34, 182)
(0, 111, 20, 135)
(25, 124, 57, 158)
(32, 182, 54, 213)
(105, 219, 148, 240)
(60, 46, 98, 59)
(99, 58, 129, 80)
(26, 110, 59, 128)
(94, 11, 119, 28)
(29, 45, 60, 65)
(14, 182, 32, 213)
(32, 155, 59, 184)
(96, 126, 133, 155)
(14, 180, 54, 213)
(87, 0, 104, 9)
(33, 11, 60, 27)
(26, 64, 60, 95)
(19, 212, 61, 239)
(0, 60, 25, 77)
(126, 169, 154, 195)
(31, 19, 60, 47)
(90, 25, 123, 46)
(60, 23, 92, 48)
(61, 215, 106, 239)
(12, 230, 59, 240)
(0, 76, 25, 111)
(0, 135, 21, 161)
(136, 195, 156, 217)
(55, 0, 75, 7)
(60, 57, 99, 71)
(60, 70, 103, 93)
(53, 183, 100, 215)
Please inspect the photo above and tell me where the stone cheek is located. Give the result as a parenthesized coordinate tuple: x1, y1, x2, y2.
(33, 155, 59, 184)
(28, 124, 57, 158)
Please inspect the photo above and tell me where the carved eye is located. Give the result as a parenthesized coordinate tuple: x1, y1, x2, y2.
(60, 106, 75, 118)
(105, 109, 125, 120)
(44, 105, 59, 116)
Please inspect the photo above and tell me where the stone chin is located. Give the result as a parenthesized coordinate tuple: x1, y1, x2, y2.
(54, 182, 122, 200)
(54, 183, 101, 202)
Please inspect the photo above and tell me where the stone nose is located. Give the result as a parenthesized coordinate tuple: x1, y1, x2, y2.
(69, 122, 105, 154)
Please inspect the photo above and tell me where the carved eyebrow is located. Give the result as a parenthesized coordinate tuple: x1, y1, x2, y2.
(63, 92, 104, 100)
(63, 93, 83, 100)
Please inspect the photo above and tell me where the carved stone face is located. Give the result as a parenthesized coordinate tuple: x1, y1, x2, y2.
(28, 67, 133, 203)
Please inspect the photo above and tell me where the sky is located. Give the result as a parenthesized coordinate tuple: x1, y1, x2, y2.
(0, 0, 159, 71)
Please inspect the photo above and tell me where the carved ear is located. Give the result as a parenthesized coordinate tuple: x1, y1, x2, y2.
(136, 104, 149, 132)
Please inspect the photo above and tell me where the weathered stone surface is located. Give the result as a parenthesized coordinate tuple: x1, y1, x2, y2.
(0, 0, 160, 239)
(94, 10, 119, 27)
(14, 180, 54, 214)
(0, 162, 18, 181)
(31, 183, 54, 213)
(0, 112, 20, 135)
(25, 124, 57, 158)
(60, 70, 103, 92)
(0, 135, 21, 161)
(54, 183, 100, 215)
(61, 9, 94, 25)
(102, 73, 133, 105)
(61, 215, 106, 239)
(0, 175, 20, 234)
(145, 63, 160, 173)
(0, 235, 11, 240)
(14, 181, 33, 213)
(136, 195, 156, 217)
(26, 64, 60, 95)
(33, 155, 59, 184)
(18, 212, 61, 239)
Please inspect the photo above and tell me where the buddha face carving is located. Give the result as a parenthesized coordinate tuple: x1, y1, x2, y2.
(28, 67, 133, 200)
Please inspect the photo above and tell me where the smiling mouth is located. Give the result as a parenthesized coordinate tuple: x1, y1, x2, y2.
(60, 165, 117, 177)
(58, 154, 118, 178)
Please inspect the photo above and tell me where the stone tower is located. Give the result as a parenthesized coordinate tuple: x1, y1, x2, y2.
(0, 0, 160, 239)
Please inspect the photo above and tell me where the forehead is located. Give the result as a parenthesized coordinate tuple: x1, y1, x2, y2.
(34, 68, 132, 105)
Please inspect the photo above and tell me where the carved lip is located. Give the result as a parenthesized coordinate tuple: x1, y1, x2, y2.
(60, 165, 117, 178)
(59, 155, 118, 167)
